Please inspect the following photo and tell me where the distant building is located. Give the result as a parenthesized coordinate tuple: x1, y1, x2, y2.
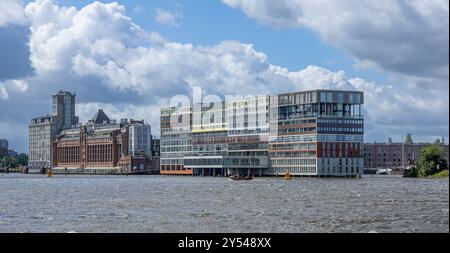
(52, 90, 79, 129)
(8, 149, 18, 158)
(28, 115, 65, 170)
(88, 108, 110, 125)
(150, 136, 160, 172)
(0, 139, 8, 150)
(363, 137, 449, 169)
(51, 110, 158, 174)
(151, 136, 160, 156)
(0, 139, 8, 158)
(128, 120, 152, 157)
(51, 111, 129, 171)
(28, 90, 79, 171)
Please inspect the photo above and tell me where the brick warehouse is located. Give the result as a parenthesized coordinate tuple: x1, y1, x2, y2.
(362, 138, 449, 169)
(51, 109, 158, 174)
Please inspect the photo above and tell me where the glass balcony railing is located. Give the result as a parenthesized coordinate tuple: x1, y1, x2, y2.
(272, 113, 364, 121)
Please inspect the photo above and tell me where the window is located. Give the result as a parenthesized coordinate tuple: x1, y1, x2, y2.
(338, 93, 344, 103)
(320, 92, 327, 102)
(355, 94, 361, 103)
(327, 92, 333, 102)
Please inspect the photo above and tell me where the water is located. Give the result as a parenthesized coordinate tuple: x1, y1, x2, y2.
(0, 174, 448, 233)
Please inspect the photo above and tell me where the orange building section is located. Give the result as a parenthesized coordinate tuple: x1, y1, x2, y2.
(160, 165, 193, 175)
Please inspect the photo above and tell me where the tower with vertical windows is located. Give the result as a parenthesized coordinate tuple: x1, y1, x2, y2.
(52, 90, 79, 129)
(29, 90, 79, 172)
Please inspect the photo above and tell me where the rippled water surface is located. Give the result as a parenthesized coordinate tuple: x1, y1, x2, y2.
(0, 174, 448, 232)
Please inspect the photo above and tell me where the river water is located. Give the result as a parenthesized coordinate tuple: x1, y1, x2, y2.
(0, 174, 448, 233)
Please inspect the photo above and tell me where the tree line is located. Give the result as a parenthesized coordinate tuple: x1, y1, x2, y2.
(0, 153, 28, 168)
(404, 144, 448, 177)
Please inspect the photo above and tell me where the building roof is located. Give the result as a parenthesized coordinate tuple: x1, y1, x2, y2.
(90, 109, 110, 125)
(54, 90, 76, 96)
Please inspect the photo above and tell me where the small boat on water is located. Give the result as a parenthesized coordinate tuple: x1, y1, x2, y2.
(283, 172, 293, 180)
(229, 175, 253, 180)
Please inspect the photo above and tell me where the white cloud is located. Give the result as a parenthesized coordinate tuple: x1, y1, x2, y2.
(222, 0, 449, 143)
(0, 0, 28, 27)
(0, 0, 33, 81)
(222, 0, 449, 82)
(0, 0, 447, 152)
(0, 79, 28, 100)
(0, 85, 8, 100)
(12, 79, 28, 91)
(155, 8, 182, 26)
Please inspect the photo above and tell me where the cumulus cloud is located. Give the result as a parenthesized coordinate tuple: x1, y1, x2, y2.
(0, 86, 8, 100)
(0, 0, 28, 27)
(155, 8, 182, 26)
(222, 0, 449, 82)
(0, 0, 33, 81)
(0, 0, 447, 152)
(222, 0, 449, 143)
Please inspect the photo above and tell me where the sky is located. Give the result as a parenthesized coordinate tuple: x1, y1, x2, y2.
(0, 0, 448, 153)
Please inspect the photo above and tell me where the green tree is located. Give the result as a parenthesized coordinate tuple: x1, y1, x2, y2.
(416, 145, 448, 177)
(17, 153, 28, 166)
(1, 156, 17, 168)
(403, 166, 418, 177)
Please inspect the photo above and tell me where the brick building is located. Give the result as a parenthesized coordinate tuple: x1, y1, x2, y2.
(363, 138, 449, 169)
(51, 110, 158, 174)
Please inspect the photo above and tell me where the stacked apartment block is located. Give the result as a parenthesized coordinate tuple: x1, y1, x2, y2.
(160, 89, 364, 177)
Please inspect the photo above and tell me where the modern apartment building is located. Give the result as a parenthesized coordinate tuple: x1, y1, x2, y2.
(224, 96, 270, 176)
(269, 90, 364, 177)
(160, 89, 364, 177)
(28, 90, 79, 171)
(160, 106, 193, 175)
(184, 101, 228, 176)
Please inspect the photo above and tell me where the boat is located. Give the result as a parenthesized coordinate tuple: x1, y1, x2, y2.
(283, 172, 293, 179)
(376, 168, 392, 175)
(229, 175, 253, 180)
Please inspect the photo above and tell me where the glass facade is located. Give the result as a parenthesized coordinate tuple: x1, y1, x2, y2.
(160, 90, 364, 177)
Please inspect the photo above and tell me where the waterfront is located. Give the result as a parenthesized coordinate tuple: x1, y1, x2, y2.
(0, 174, 448, 233)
